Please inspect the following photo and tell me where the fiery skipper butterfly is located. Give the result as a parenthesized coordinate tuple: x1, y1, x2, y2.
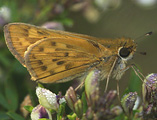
(4, 23, 137, 90)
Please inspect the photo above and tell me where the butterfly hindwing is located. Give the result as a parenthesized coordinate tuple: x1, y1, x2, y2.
(24, 37, 109, 83)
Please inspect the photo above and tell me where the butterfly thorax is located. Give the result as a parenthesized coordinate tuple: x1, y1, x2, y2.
(97, 37, 137, 80)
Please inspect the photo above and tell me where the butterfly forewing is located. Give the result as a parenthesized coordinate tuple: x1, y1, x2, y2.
(4, 23, 101, 66)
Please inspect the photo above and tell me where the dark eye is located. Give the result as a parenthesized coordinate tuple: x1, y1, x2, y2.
(119, 48, 130, 58)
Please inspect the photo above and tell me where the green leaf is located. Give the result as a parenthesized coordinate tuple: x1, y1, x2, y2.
(0, 51, 10, 67)
(39, 118, 50, 120)
(114, 113, 128, 120)
(38, 83, 45, 88)
(7, 112, 25, 120)
(122, 88, 130, 97)
(129, 66, 142, 94)
(28, 89, 37, 107)
(24, 106, 34, 113)
(5, 78, 18, 111)
(0, 92, 9, 110)
(67, 113, 77, 120)
(35, 4, 52, 23)
(0, 112, 10, 119)
(59, 18, 73, 27)
(12, 60, 27, 75)
(57, 102, 66, 120)
(81, 92, 88, 113)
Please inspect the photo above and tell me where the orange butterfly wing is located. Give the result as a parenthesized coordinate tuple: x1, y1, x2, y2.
(4, 23, 116, 83)
(4, 23, 100, 66)
(24, 37, 110, 83)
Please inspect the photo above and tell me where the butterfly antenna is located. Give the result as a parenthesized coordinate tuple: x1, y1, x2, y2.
(135, 31, 152, 56)
(135, 31, 153, 42)
(139, 52, 146, 55)
(136, 51, 147, 56)
(131, 64, 145, 80)
(130, 64, 151, 89)
(116, 80, 120, 101)
(145, 31, 153, 36)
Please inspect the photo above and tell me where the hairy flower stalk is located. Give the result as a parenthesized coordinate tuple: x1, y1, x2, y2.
(65, 86, 84, 119)
(85, 69, 100, 108)
(65, 87, 78, 111)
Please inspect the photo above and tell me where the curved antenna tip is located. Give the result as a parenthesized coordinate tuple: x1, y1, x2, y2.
(140, 52, 147, 55)
(145, 31, 153, 36)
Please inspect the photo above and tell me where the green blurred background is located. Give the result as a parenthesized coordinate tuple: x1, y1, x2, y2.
(68, 0, 157, 92)
(0, 0, 157, 119)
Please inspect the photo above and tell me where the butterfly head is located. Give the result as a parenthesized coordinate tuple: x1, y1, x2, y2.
(110, 38, 137, 79)
(118, 39, 137, 61)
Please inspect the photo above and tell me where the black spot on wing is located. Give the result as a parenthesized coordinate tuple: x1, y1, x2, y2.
(39, 47, 44, 52)
(66, 44, 73, 48)
(88, 40, 100, 50)
(51, 42, 56, 46)
(52, 59, 59, 62)
(37, 30, 49, 36)
(64, 52, 69, 57)
(37, 31, 45, 35)
(41, 66, 47, 71)
(36, 63, 91, 81)
(32, 54, 36, 59)
(57, 61, 65, 65)
(38, 60, 43, 65)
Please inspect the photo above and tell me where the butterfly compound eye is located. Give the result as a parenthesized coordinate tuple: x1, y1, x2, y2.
(119, 48, 131, 58)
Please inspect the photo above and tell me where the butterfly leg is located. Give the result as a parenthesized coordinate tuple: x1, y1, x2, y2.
(75, 80, 85, 91)
(119, 64, 150, 90)
(105, 57, 118, 92)
(120, 64, 145, 83)
(116, 64, 145, 98)
(130, 64, 145, 79)
(75, 68, 100, 91)
(116, 79, 126, 112)
(116, 79, 120, 100)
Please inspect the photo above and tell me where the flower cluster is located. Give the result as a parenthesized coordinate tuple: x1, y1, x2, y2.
(121, 73, 157, 120)
(65, 70, 122, 120)
(141, 73, 157, 119)
(28, 72, 157, 120)
(30, 86, 65, 120)
(121, 92, 138, 119)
